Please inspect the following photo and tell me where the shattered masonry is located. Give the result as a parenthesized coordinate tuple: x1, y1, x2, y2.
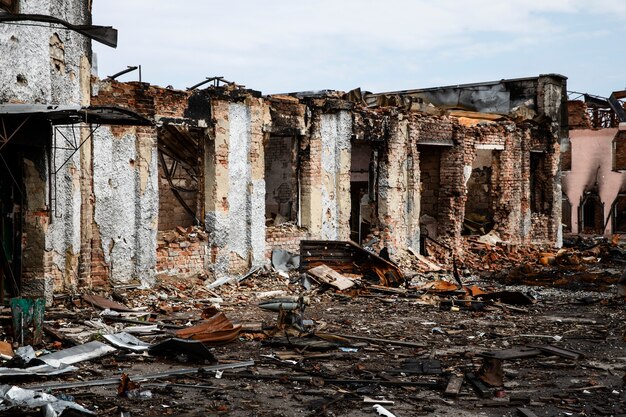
(0, 0, 567, 298)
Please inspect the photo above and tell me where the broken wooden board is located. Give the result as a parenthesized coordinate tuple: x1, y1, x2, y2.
(415, 253, 443, 272)
(465, 371, 492, 398)
(307, 264, 355, 290)
(316, 332, 427, 348)
(526, 344, 584, 360)
(82, 293, 134, 312)
(367, 285, 407, 294)
(517, 408, 539, 417)
(479, 291, 535, 305)
(300, 240, 405, 287)
(444, 375, 464, 397)
(479, 347, 542, 360)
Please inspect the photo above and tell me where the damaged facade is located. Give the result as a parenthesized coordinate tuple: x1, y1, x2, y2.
(0, 1, 568, 298)
(562, 92, 626, 234)
(0, 0, 148, 303)
(81, 75, 569, 290)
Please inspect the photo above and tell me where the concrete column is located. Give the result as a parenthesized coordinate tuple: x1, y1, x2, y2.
(134, 127, 158, 286)
(247, 97, 269, 266)
(378, 116, 410, 255)
(300, 112, 323, 237)
(320, 111, 352, 241)
(205, 99, 231, 276)
(205, 98, 268, 277)
(45, 126, 82, 295)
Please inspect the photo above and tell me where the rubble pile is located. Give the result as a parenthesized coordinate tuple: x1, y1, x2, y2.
(0, 240, 623, 416)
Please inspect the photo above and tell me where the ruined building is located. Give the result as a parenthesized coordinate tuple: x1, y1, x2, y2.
(0, 1, 568, 302)
(562, 91, 626, 234)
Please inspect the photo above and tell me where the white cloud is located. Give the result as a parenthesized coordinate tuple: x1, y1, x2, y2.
(92, 1, 626, 93)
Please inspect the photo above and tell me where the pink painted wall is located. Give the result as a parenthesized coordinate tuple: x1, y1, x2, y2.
(562, 128, 623, 234)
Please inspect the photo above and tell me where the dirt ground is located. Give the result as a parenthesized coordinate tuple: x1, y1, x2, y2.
(9, 261, 623, 417)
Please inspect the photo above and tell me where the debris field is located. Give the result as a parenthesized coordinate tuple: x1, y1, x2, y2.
(1, 237, 625, 417)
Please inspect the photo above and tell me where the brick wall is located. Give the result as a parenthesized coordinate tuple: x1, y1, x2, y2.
(418, 145, 442, 219)
(264, 136, 297, 221)
(156, 227, 208, 276)
(614, 131, 626, 171)
(265, 224, 310, 258)
(158, 154, 198, 231)
(567, 100, 592, 130)
(91, 80, 196, 286)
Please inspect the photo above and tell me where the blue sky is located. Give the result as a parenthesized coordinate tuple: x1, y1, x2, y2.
(93, 1, 626, 97)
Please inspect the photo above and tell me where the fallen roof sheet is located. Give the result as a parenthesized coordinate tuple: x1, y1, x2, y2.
(39, 341, 116, 368)
(0, 384, 94, 415)
(0, 104, 152, 126)
(83, 293, 135, 312)
(103, 332, 151, 352)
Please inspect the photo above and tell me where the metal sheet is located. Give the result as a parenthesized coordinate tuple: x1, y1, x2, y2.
(39, 341, 116, 368)
(0, 364, 78, 377)
(83, 293, 134, 312)
(31, 360, 256, 391)
(0, 384, 94, 415)
(0, 104, 151, 126)
(103, 332, 150, 352)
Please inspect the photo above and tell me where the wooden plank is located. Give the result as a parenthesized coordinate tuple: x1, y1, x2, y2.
(368, 285, 407, 294)
(465, 372, 492, 398)
(479, 347, 542, 360)
(444, 375, 464, 397)
(415, 253, 443, 272)
(517, 408, 539, 417)
(82, 293, 134, 312)
(331, 333, 427, 348)
(526, 344, 584, 360)
(307, 265, 355, 290)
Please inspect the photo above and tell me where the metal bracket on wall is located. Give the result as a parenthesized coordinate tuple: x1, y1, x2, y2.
(49, 124, 100, 219)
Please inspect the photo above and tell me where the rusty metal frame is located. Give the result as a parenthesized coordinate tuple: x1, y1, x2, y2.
(49, 124, 100, 218)
(0, 115, 31, 152)
(158, 150, 201, 226)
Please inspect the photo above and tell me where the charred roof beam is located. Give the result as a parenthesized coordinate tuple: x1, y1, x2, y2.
(0, 13, 117, 47)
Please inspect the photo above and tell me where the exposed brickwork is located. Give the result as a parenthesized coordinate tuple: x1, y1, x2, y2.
(418, 146, 442, 219)
(265, 224, 310, 258)
(156, 228, 208, 276)
(568, 101, 592, 130)
(158, 154, 198, 231)
(613, 131, 626, 171)
(264, 136, 298, 221)
(299, 113, 323, 235)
